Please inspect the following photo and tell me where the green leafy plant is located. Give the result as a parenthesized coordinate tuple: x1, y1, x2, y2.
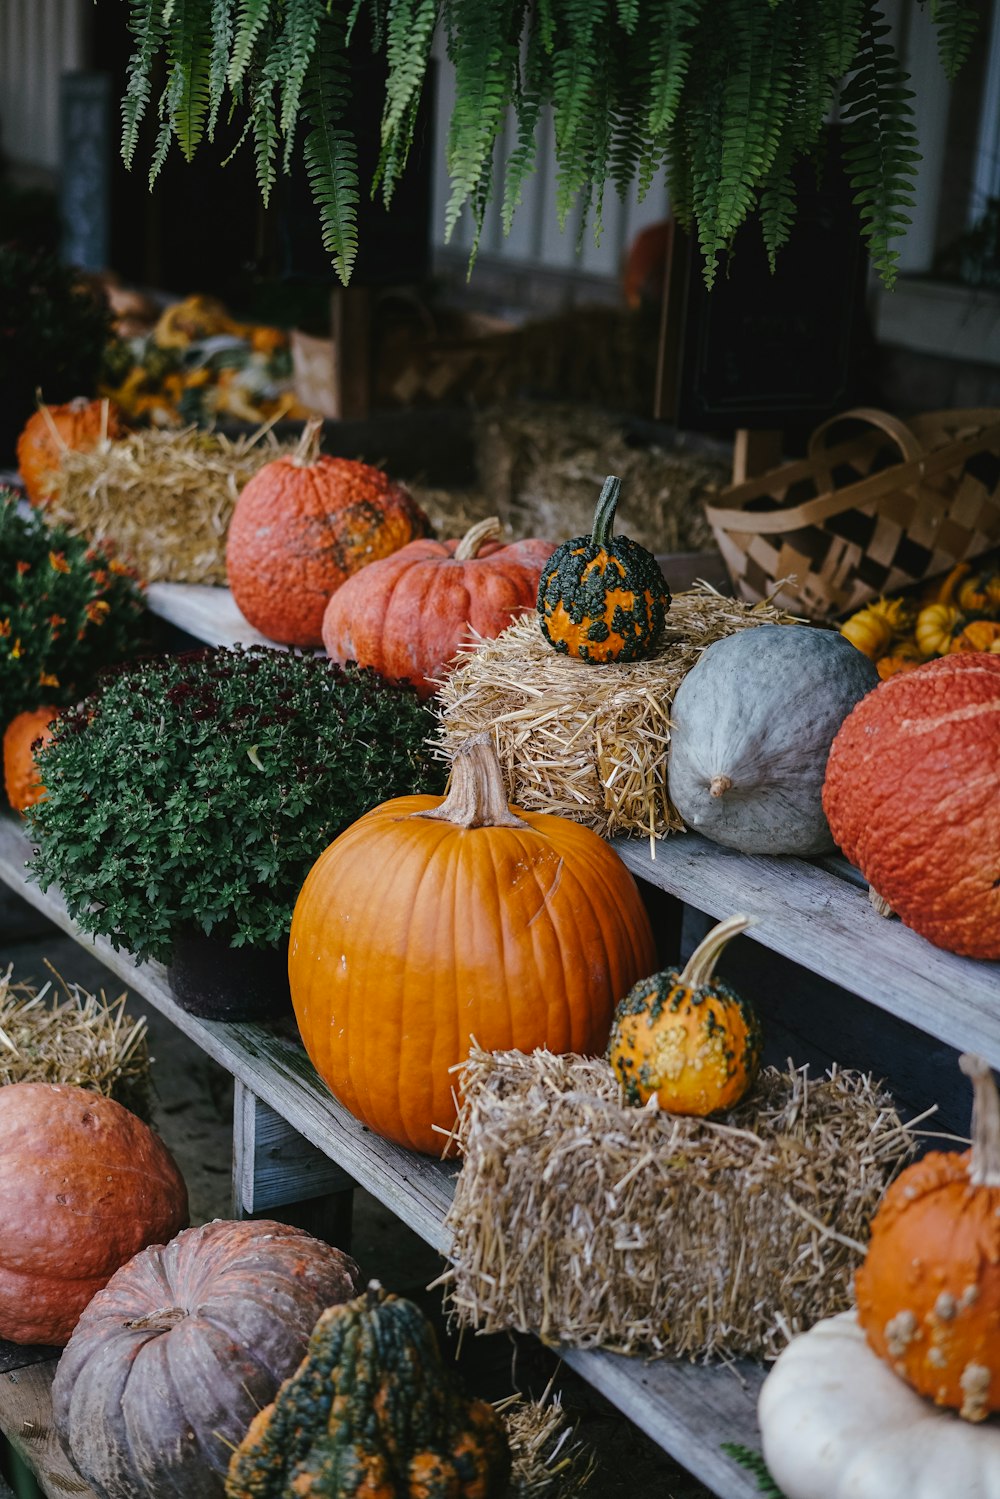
(118, 0, 977, 289)
(0, 245, 113, 461)
(26, 646, 445, 962)
(0, 488, 147, 722)
(722, 1443, 787, 1498)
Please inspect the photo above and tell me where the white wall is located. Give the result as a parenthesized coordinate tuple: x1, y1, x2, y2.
(0, 0, 85, 175)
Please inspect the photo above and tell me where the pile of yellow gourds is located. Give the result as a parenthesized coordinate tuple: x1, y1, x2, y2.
(840, 558, 1000, 677)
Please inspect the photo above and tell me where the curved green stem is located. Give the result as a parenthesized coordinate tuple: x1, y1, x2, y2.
(590, 475, 622, 547)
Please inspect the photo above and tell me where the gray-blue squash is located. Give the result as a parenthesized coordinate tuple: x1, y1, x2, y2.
(667, 624, 878, 856)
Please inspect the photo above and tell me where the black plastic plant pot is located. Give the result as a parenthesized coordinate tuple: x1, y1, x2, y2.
(166, 929, 292, 1023)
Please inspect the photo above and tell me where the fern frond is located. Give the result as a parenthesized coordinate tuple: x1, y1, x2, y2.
(206, 0, 236, 138)
(714, 0, 791, 244)
(228, 0, 272, 90)
(645, 0, 700, 136)
(549, 0, 609, 226)
(500, 13, 545, 234)
(121, 1, 168, 168)
(443, 0, 519, 239)
(841, 2, 919, 289)
(758, 136, 797, 270)
(721, 1443, 788, 1498)
(818, 0, 865, 79)
(302, 11, 360, 283)
(148, 112, 175, 187)
(163, 0, 215, 160)
(279, 0, 324, 164)
(379, 0, 438, 196)
(930, 0, 979, 79)
(251, 55, 284, 201)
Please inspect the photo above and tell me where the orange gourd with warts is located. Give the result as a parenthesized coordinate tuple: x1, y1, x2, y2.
(16, 398, 124, 506)
(537, 474, 670, 663)
(288, 737, 656, 1154)
(856, 1055, 1000, 1421)
(225, 418, 430, 647)
(607, 915, 763, 1115)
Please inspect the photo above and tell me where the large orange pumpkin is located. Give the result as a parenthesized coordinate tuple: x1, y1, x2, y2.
(856, 1054, 1000, 1421)
(226, 418, 430, 647)
(0, 1082, 188, 1344)
(822, 653, 1000, 958)
(16, 397, 125, 506)
(288, 737, 657, 1154)
(321, 516, 556, 698)
(3, 705, 57, 812)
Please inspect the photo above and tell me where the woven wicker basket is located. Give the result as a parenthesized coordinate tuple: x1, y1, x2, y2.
(704, 407, 1000, 619)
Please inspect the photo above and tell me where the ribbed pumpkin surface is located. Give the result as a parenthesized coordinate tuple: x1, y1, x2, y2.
(3, 705, 56, 812)
(289, 782, 657, 1154)
(0, 1083, 188, 1345)
(52, 1219, 360, 1499)
(321, 526, 555, 697)
(226, 434, 429, 647)
(823, 653, 1000, 958)
(226, 1284, 510, 1499)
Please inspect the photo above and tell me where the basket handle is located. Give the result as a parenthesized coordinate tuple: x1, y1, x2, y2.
(807, 406, 926, 466)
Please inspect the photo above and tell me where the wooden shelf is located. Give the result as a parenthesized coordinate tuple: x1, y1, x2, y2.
(0, 815, 763, 1499)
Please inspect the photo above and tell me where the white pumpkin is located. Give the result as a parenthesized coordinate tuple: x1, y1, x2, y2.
(667, 624, 878, 856)
(758, 1311, 1000, 1499)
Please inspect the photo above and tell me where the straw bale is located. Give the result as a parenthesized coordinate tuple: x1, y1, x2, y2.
(442, 1046, 919, 1363)
(435, 587, 800, 840)
(0, 965, 151, 1118)
(499, 1388, 596, 1497)
(47, 424, 297, 585)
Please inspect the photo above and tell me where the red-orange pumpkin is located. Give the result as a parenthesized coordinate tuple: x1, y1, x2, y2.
(16, 397, 125, 506)
(3, 706, 57, 812)
(225, 418, 430, 647)
(855, 1054, 1000, 1421)
(0, 1082, 188, 1344)
(321, 516, 556, 698)
(823, 653, 1000, 958)
(288, 737, 657, 1154)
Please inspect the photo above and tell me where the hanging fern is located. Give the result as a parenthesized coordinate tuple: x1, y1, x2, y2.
(721, 1443, 788, 1498)
(118, 0, 980, 288)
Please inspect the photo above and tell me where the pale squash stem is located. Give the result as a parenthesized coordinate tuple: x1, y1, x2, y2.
(680, 914, 755, 987)
(454, 516, 503, 561)
(959, 1054, 1000, 1186)
(414, 736, 527, 829)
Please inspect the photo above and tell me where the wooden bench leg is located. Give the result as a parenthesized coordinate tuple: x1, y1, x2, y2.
(231, 1081, 356, 1249)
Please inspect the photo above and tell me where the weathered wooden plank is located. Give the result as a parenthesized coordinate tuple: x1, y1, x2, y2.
(614, 834, 1000, 1066)
(0, 1362, 96, 1498)
(232, 1081, 356, 1213)
(0, 1343, 60, 1377)
(144, 583, 277, 652)
(0, 816, 457, 1255)
(559, 1345, 764, 1499)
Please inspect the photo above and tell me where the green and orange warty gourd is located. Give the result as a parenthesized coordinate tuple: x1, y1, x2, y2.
(16, 397, 125, 506)
(3, 705, 56, 812)
(855, 1055, 1000, 1422)
(52, 1219, 360, 1499)
(226, 1282, 510, 1499)
(225, 417, 430, 647)
(0, 1082, 188, 1345)
(288, 737, 657, 1153)
(321, 516, 556, 698)
(537, 474, 671, 663)
(823, 653, 1000, 959)
(607, 915, 763, 1115)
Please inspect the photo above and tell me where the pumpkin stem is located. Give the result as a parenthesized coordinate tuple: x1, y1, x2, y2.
(414, 737, 528, 829)
(868, 885, 894, 918)
(959, 1054, 1000, 1187)
(454, 516, 503, 561)
(709, 775, 732, 798)
(590, 475, 622, 548)
(123, 1306, 188, 1333)
(679, 914, 754, 988)
(293, 416, 324, 467)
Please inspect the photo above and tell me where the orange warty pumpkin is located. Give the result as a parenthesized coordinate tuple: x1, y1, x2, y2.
(0, 1082, 188, 1344)
(3, 705, 56, 812)
(226, 418, 430, 647)
(321, 516, 556, 698)
(822, 653, 1000, 958)
(288, 737, 657, 1154)
(856, 1054, 1000, 1421)
(16, 397, 125, 506)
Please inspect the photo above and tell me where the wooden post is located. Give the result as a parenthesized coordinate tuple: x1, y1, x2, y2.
(731, 428, 784, 486)
(232, 1083, 356, 1248)
(330, 285, 372, 420)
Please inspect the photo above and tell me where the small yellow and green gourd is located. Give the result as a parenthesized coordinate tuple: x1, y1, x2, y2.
(226, 1281, 510, 1499)
(607, 914, 763, 1115)
(537, 474, 671, 662)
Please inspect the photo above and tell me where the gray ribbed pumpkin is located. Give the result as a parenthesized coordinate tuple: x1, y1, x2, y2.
(51, 1219, 359, 1499)
(667, 624, 878, 856)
